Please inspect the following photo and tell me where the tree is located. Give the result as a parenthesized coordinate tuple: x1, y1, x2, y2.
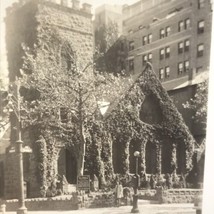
(183, 79, 208, 127)
(95, 21, 119, 54)
(20, 26, 132, 179)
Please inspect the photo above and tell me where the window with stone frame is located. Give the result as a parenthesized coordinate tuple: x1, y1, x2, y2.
(165, 26, 171, 37)
(198, 0, 205, 9)
(160, 48, 165, 60)
(184, 60, 190, 72)
(61, 43, 75, 72)
(159, 68, 164, 79)
(129, 41, 135, 51)
(178, 62, 183, 74)
(184, 39, 190, 52)
(165, 46, 170, 58)
(178, 41, 184, 54)
(165, 66, 170, 78)
(160, 28, 165, 39)
(143, 36, 147, 46)
(148, 53, 152, 62)
(198, 20, 205, 34)
(185, 18, 191, 29)
(142, 54, 148, 66)
(178, 21, 184, 32)
(129, 59, 134, 71)
(148, 34, 153, 44)
(197, 44, 204, 57)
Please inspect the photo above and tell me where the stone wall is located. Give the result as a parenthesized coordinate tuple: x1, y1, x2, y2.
(157, 188, 202, 204)
(138, 188, 202, 204)
(1, 192, 117, 211)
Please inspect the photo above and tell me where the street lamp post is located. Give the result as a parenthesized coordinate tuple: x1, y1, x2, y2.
(15, 80, 27, 214)
(131, 151, 140, 213)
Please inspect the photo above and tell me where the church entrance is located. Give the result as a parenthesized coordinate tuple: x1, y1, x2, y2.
(65, 149, 77, 184)
(58, 148, 77, 184)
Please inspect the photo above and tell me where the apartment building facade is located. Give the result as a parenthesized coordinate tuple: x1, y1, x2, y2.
(123, 0, 212, 88)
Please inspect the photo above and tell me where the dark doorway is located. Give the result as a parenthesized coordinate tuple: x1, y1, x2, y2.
(145, 142, 156, 174)
(113, 139, 123, 174)
(177, 142, 186, 174)
(65, 150, 77, 184)
(162, 140, 172, 174)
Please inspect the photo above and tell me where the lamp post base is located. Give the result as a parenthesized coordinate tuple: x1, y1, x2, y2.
(17, 206, 27, 214)
(131, 195, 139, 213)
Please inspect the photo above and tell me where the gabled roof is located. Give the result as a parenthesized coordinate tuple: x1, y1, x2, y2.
(103, 62, 196, 171)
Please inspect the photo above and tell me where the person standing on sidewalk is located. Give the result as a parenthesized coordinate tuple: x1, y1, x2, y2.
(115, 181, 123, 207)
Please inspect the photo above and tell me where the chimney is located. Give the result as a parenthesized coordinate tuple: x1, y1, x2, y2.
(82, 3, 92, 14)
(61, 0, 68, 7)
(72, 0, 80, 10)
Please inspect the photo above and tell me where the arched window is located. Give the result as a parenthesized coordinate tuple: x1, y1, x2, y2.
(140, 94, 163, 125)
(60, 42, 75, 72)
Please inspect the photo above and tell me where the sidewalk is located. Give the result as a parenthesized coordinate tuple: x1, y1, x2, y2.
(3, 203, 196, 214)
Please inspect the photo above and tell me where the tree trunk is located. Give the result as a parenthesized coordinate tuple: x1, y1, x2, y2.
(77, 134, 86, 176)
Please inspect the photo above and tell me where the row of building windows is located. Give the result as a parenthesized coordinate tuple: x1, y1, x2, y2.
(178, 60, 190, 74)
(160, 26, 171, 39)
(178, 18, 190, 32)
(128, 0, 205, 38)
(159, 61, 190, 80)
(129, 41, 204, 72)
(178, 39, 190, 53)
(159, 66, 170, 80)
(139, 19, 205, 49)
(160, 46, 170, 60)
(142, 34, 152, 46)
(198, 0, 205, 9)
(142, 42, 203, 66)
(142, 53, 152, 65)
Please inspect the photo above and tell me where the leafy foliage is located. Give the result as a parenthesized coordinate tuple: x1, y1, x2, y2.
(20, 26, 132, 181)
(183, 80, 208, 125)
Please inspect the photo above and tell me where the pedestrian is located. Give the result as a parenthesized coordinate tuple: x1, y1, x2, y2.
(150, 174, 156, 189)
(115, 180, 123, 207)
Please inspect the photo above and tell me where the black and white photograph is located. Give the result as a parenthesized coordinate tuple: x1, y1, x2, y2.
(0, 0, 214, 214)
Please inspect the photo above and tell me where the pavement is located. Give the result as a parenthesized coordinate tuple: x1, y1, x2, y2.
(3, 203, 196, 214)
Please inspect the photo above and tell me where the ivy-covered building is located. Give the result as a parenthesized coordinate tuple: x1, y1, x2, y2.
(1, 0, 199, 200)
(3, 0, 94, 199)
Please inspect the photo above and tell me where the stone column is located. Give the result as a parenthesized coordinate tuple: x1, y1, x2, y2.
(140, 142, 146, 173)
(171, 143, 177, 173)
(123, 139, 130, 174)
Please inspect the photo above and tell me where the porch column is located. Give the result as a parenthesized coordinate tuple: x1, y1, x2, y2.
(140, 142, 146, 173)
(156, 142, 162, 175)
(171, 143, 177, 173)
(123, 139, 130, 174)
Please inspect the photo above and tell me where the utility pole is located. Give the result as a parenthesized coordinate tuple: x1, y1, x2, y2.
(15, 79, 27, 214)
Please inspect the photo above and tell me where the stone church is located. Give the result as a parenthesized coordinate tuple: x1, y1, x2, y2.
(0, 0, 199, 199)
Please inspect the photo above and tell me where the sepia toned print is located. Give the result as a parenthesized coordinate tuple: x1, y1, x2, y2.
(0, 0, 213, 213)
